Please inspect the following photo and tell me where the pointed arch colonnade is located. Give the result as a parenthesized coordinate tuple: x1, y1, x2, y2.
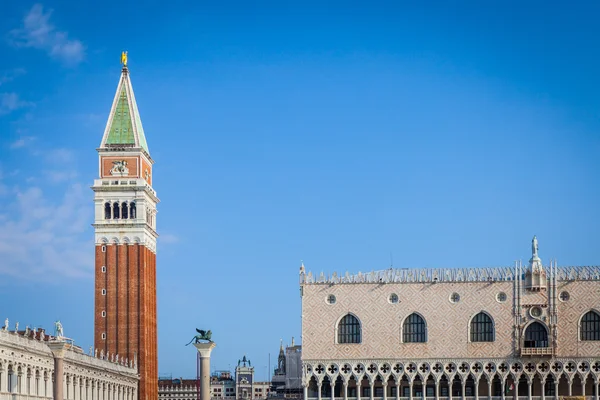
(303, 360, 600, 400)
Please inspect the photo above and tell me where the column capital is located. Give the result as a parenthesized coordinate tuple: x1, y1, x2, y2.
(47, 340, 71, 359)
(193, 342, 216, 358)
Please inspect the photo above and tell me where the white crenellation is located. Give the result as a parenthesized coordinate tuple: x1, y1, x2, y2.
(300, 265, 600, 285)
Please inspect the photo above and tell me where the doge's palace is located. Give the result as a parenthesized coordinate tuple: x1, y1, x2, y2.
(300, 237, 600, 400)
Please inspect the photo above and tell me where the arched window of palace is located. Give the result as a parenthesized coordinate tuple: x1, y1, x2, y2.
(113, 202, 120, 219)
(403, 313, 426, 343)
(581, 311, 600, 341)
(337, 314, 361, 344)
(104, 203, 111, 219)
(130, 202, 136, 219)
(121, 202, 129, 219)
(523, 322, 548, 348)
(470, 312, 494, 342)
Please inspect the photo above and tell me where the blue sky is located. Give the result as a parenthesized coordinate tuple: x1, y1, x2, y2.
(1, 1, 599, 379)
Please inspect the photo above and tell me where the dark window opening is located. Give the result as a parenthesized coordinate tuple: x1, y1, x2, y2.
(581, 311, 600, 341)
(113, 203, 120, 219)
(122, 202, 129, 219)
(471, 312, 494, 342)
(403, 313, 426, 343)
(104, 203, 111, 219)
(524, 322, 548, 348)
(338, 314, 361, 344)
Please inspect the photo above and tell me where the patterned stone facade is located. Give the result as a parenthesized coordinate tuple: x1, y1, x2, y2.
(0, 328, 138, 400)
(300, 239, 600, 400)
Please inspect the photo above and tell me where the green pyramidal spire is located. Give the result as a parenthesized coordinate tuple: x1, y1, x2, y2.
(100, 64, 149, 154)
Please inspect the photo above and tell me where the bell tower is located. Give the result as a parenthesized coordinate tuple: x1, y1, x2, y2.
(92, 53, 159, 400)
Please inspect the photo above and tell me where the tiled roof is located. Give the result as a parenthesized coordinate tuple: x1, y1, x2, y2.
(101, 66, 149, 154)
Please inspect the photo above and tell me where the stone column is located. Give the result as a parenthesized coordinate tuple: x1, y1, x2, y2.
(409, 381, 413, 400)
(370, 382, 374, 400)
(357, 382, 362, 400)
(303, 385, 308, 400)
(527, 380, 531, 400)
(318, 381, 322, 400)
(567, 380, 572, 396)
(487, 381, 492, 400)
(48, 341, 70, 400)
(343, 382, 348, 400)
(193, 342, 217, 400)
(553, 381, 558, 400)
(581, 380, 586, 397)
(461, 381, 466, 400)
(331, 382, 336, 400)
(515, 378, 519, 400)
(500, 379, 505, 400)
(383, 382, 388, 400)
(395, 381, 400, 400)
(435, 380, 439, 400)
(595, 381, 599, 400)
(540, 379, 544, 400)
(474, 377, 479, 400)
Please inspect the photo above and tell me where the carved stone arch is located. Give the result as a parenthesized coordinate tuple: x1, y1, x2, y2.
(468, 310, 496, 342)
(122, 236, 131, 244)
(417, 362, 430, 378)
(445, 362, 457, 377)
(470, 361, 483, 375)
(405, 362, 418, 376)
(521, 319, 550, 348)
(484, 361, 496, 376)
(563, 361, 577, 375)
(353, 363, 365, 377)
(577, 361, 590, 376)
(457, 362, 470, 376)
(133, 236, 141, 244)
(400, 311, 428, 343)
(510, 361, 523, 376)
(326, 363, 339, 377)
(110, 237, 119, 244)
(379, 362, 391, 376)
(365, 362, 379, 377)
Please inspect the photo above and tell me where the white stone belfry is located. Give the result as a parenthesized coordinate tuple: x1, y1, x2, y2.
(194, 342, 216, 400)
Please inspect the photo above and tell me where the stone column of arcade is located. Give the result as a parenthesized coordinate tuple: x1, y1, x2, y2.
(48, 341, 70, 400)
(194, 342, 217, 400)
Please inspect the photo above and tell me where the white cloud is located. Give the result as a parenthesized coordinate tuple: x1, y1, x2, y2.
(0, 92, 33, 115)
(0, 68, 26, 87)
(10, 136, 35, 149)
(9, 4, 85, 66)
(0, 181, 93, 280)
(160, 233, 179, 244)
(45, 148, 75, 164)
(43, 170, 78, 183)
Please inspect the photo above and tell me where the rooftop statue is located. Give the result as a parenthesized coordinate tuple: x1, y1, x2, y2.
(54, 320, 64, 338)
(186, 328, 212, 345)
(532, 235, 539, 258)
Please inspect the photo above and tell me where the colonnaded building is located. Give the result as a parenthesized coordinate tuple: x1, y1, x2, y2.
(300, 237, 600, 400)
(0, 324, 137, 400)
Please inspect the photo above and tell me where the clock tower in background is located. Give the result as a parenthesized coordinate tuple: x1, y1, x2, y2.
(92, 55, 159, 400)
